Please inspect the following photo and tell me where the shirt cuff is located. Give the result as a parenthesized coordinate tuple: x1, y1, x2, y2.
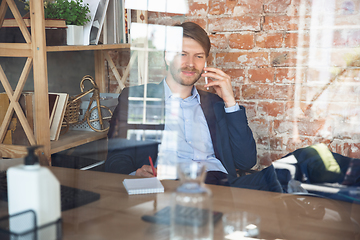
(225, 103, 240, 113)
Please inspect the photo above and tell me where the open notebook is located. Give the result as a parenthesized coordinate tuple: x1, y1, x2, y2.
(123, 177, 164, 195)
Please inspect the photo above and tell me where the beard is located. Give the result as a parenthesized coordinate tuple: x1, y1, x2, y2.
(169, 64, 203, 86)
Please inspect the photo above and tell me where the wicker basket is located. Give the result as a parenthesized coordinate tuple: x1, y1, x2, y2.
(64, 96, 82, 124)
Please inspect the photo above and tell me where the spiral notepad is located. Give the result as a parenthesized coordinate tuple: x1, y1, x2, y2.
(123, 178, 164, 195)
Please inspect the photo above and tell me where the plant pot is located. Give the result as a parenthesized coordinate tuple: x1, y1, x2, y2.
(0, 27, 66, 46)
(66, 25, 84, 45)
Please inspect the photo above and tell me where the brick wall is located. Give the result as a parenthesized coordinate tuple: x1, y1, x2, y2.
(109, 0, 360, 164)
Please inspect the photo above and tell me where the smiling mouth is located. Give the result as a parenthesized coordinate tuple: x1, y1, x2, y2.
(182, 71, 196, 76)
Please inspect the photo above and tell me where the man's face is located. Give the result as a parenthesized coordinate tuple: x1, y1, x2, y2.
(167, 37, 206, 86)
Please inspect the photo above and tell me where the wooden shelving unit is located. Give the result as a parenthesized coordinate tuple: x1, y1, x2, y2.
(47, 44, 129, 52)
(0, 0, 129, 164)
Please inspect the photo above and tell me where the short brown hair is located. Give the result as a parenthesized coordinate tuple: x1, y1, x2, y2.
(175, 22, 211, 57)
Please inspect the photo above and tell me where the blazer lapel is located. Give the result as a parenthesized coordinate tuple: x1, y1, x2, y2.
(198, 90, 221, 160)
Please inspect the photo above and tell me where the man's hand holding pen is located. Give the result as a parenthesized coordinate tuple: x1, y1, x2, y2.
(135, 165, 157, 177)
(135, 156, 157, 177)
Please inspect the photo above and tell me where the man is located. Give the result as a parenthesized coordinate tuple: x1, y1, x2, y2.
(106, 22, 282, 192)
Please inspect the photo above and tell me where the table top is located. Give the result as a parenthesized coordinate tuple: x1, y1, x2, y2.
(0, 166, 359, 240)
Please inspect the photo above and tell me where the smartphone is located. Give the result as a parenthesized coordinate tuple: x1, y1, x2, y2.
(204, 62, 209, 90)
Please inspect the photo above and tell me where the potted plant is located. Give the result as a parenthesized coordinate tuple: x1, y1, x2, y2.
(44, 0, 91, 45)
(21, 0, 91, 45)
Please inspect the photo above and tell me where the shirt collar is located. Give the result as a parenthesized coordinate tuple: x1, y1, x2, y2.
(163, 78, 201, 104)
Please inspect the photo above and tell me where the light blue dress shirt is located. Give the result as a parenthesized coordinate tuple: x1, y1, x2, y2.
(160, 80, 240, 173)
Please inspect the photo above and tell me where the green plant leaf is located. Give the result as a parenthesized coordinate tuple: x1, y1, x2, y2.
(44, 0, 91, 26)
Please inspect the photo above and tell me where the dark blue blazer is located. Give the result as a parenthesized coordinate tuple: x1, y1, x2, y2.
(107, 82, 282, 192)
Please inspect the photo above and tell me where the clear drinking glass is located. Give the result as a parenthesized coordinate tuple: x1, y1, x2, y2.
(222, 211, 260, 239)
(170, 162, 213, 240)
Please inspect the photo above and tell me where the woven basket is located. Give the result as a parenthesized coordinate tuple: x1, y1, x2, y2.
(64, 97, 82, 124)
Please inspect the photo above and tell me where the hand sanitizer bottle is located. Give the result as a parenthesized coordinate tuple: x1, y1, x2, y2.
(7, 146, 61, 239)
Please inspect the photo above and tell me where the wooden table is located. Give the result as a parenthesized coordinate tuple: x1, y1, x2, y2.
(0, 167, 359, 240)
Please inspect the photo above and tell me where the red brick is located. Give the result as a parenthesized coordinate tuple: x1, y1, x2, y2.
(233, 85, 241, 100)
(273, 119, 293, 135)
(272, 84, 294, 101)
(314, 139, 333, 147)
(209, 34, 228, 50)
(264, 0, 291, 13)
(329, 141, 343, 156)
(256, 137, 270, 149)
(298, 119, 327, 136)
(344, 143, 360, 158)
(284, 101, 308, 119)
(270, 51, 302, 67)
(270, 137, 285, 151)
(249, 118, 272, 136)
(275, 68, 298, 84)
(229, 33, 254, 50)
(208, 16, 261, 32)
(225, 0, 263, 15)
(209, 0, 225, 15)
(263, 16, 306, 31)
(248, 68, 275, 83)
(288, 0, 313, 16)
(216, 52, 269, 67)
(274, 119, 326, 138)
(240, 101, 257, 118)
(257, 136, 285, 152)
(223, 68, 245, 83)
(208, 52, 215, 66)
(258, 101, 285, 117)
(256, 32, 283, 48)
(242, 84, 273, 100)
(285, 31, 310, 48)
(187, 1, 208, 16)
(286, 136, 314, 153)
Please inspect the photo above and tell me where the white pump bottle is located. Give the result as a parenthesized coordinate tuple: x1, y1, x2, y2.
(7, 146, 61, 239)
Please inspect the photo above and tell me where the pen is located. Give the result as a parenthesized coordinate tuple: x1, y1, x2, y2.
(149, 156, 156, 177)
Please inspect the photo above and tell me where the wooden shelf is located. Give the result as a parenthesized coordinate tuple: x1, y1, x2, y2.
(50, 130, 108, 154)
(0, 131, 107, 158)
(0, 0, 126, 164)
(47, 44, 130, 52)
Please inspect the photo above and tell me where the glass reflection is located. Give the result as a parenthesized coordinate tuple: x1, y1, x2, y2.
(105, 0, 360, 203)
